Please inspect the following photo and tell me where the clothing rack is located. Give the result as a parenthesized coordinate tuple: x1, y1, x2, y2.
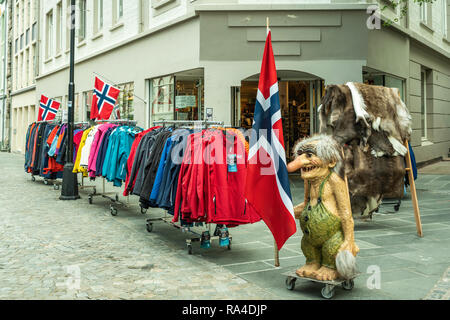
(86, 119, 138, 216)
(146, 119, 232, 255)
(152, 119, 224, 127)
(30, 120, 63, 188)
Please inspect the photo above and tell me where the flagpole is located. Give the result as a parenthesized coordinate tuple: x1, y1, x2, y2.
(60, 0, 80, 200)
(266, 16, 280, 268)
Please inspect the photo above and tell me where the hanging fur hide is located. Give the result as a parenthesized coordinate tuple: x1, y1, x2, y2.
(319, 83, 411, 216)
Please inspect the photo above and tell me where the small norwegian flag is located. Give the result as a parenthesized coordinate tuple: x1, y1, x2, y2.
(90, 76, 120, 120)
(38, 95, 61, 121)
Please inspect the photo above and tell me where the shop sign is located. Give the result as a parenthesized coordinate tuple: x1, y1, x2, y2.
(175, 95, 196, 109)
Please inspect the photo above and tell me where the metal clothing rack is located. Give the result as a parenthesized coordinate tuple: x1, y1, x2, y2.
(30, 120, 63, 188)
(146, 119, 232, 254)
(86, 119, 139, 216)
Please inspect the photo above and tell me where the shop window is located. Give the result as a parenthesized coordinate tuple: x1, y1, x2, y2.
(175, 79, 203, 121)
(420, 69, 431, 141)
(83, 90, 93, 121)
(116, 82, 135, 120)
(363, 73, 405, 101)
(150, 75, 174, 122)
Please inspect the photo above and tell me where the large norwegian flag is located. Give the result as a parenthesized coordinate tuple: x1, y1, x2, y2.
(90, 76, 120, 120)
(38, 95, 61, 121)
(245, 30, 295, 250)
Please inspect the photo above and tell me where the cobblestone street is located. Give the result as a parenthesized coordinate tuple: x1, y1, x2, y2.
(1, 152, 450, 300)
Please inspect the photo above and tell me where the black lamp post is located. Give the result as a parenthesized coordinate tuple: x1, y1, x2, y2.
(60, 0, 79, 200)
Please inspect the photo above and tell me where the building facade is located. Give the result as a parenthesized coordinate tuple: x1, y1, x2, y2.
(10, 0, 39, 153)
(14, 0, 450, 164)
(0, 0, 10, 151)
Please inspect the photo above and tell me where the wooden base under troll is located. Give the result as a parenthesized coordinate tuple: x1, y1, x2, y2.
(282, 270, 360, 299)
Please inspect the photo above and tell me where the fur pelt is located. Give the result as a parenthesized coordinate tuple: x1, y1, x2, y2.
(336, 250, 359, 280)
(319, 83, 410, 216)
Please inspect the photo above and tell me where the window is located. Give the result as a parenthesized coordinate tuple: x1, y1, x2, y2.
(117, 82, 135, 120)
(26, 28, 29, 46)
(20, 34, 23, 50)
(78, 0, 86, 42)
(56, 2, 63, 53)
(443, 0, 449, 38)
(421, 69, 429, 141)
(420, 1, 433, 28)
(66, 0, 71, 50)
(113, 0, 124, 24)
(94, 0, 103, 34)
(83, 90, 93, 120)
(150, 75, 175, 122)
(15, 39, 18, 54)
(118, 0, 123, 19)
(46, 10, 53, 59)
(32, 22, 36, 41)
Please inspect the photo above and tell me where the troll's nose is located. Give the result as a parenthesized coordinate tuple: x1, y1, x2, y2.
(287, 156, 309, 173)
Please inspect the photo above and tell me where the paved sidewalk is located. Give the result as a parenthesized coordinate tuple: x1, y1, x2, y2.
(1, 151, 450, 300)
(0, 152, 279, 300)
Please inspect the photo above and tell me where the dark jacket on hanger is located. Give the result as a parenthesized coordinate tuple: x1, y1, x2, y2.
(139, 130, 173, 208)
(131, 127, 165, 196)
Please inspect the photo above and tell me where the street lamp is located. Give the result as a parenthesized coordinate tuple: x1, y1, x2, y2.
(60, 0, 79, 200)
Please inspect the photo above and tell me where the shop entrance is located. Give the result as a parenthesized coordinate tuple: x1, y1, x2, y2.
(234, 73, 324, 159)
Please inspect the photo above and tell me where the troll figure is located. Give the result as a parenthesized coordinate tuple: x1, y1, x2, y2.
(287, 135, 359, 281)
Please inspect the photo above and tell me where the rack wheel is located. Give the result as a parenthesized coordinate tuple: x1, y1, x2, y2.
(285, 276, 296, 290)
(342, 279, 354, 291)
(88, 195, 93, 204)
(53, 184, 59, 190)
(31, 176, 36, 182)
(321, 285, 335, 299)
(146, 222, 153, 233)
(187, 243, 193, 255)
(44, 179, 49, 185)
(394, 204, 400, 212)
(110, 205, 118, 216)
(141, 207, 147, 214)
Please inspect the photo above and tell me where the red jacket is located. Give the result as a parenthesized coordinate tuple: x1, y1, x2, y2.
(172, 129, 261, 226)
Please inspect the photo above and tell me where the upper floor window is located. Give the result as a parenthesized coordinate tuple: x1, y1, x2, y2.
(113, 0, 124, 24)
(94, 0, 104, 34)
(56, 1, 63, 54)
(46, 10, 53, 59)
(32, 22, 36, 42)
(78, 0, 86, 42)
(443, 0, 449, 38)
(420, 1, 433, 29)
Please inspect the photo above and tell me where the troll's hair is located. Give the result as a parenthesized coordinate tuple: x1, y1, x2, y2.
(292, 134, 345, 178)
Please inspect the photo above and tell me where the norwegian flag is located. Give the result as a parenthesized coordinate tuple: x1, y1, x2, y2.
(38, 95, 61, 121)
(245, 30, 295, 250)
(90, 76, 120, 120)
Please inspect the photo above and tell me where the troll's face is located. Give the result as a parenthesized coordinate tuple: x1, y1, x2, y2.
(287, 135, 342, 181)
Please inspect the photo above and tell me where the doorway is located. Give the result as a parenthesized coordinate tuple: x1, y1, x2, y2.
(236, 78, 323, 160)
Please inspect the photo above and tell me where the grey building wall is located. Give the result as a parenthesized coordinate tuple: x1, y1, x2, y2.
(199, 9, 369, 124)
(409, 41, 450, 163)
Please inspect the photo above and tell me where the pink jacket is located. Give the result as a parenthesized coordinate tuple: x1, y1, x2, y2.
(88, 123, 117, 177)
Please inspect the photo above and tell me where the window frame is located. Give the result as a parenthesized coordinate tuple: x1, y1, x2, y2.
(420, 70, 428, 141)
(78, 0, 86, 42)
(46, 9, 54, 59)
